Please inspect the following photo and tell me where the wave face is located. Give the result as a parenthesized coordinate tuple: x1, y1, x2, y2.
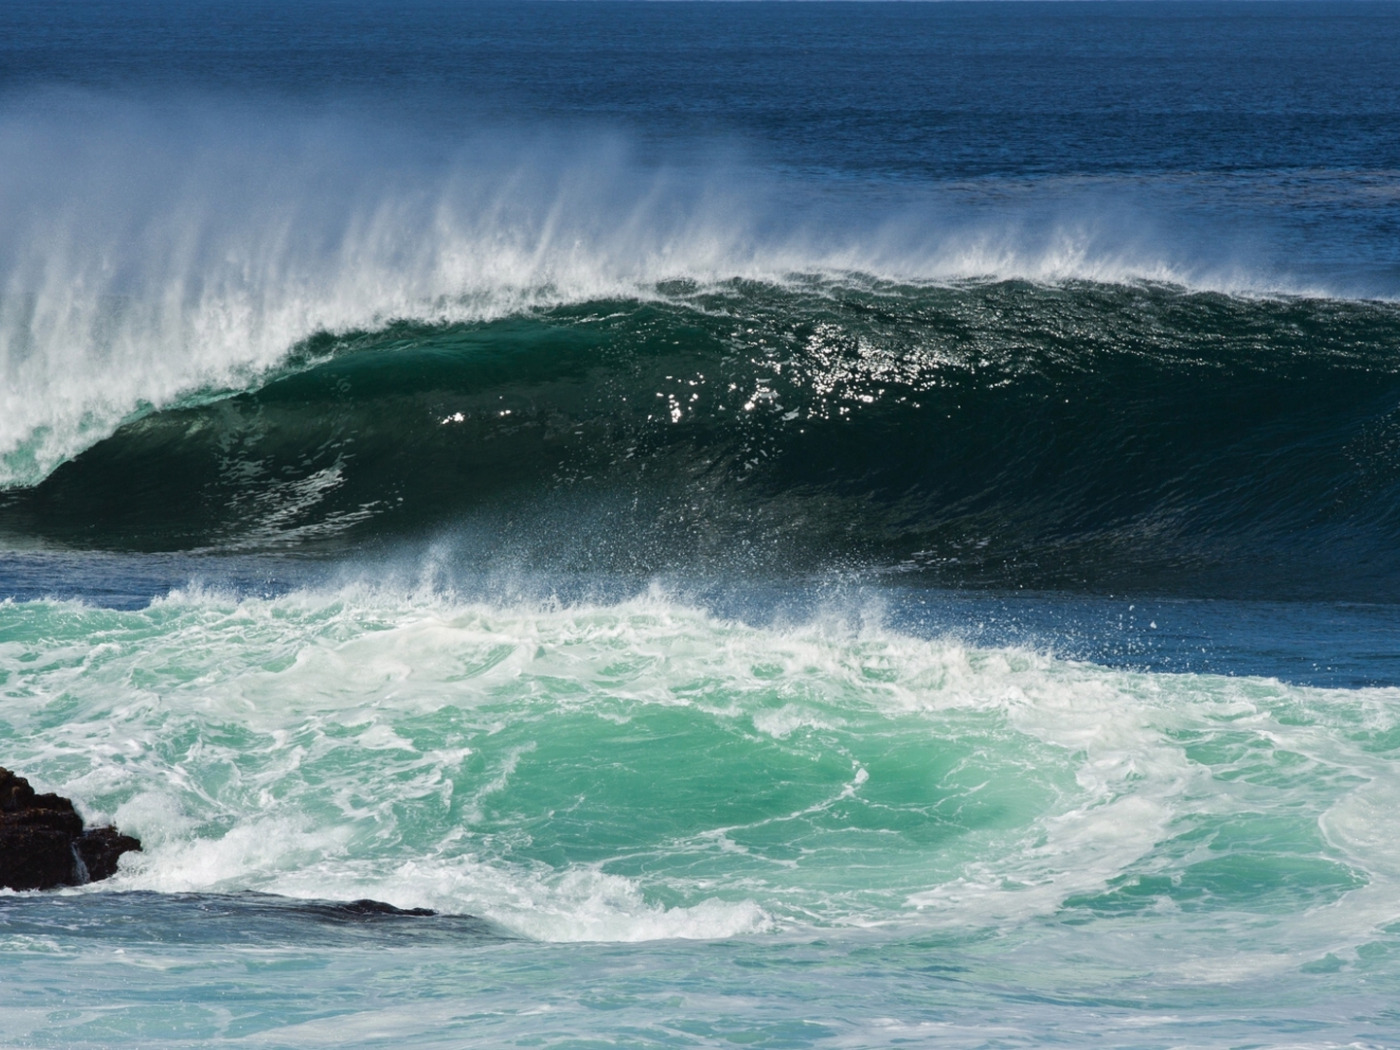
(3, 97, 1399, 608)
(6, 279, 1400, 600)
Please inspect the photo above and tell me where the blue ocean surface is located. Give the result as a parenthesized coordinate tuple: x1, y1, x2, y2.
(3, 2, 1400, 1047)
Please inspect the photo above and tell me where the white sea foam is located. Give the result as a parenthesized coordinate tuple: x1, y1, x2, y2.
(0, 96, 1371, 489)
(4, 584, 1399, 948)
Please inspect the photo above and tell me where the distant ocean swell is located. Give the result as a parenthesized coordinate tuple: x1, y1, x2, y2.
(4, 279, 1400, 600)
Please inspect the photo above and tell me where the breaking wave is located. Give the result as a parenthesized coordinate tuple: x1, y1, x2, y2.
(5, 277, 1400, 599)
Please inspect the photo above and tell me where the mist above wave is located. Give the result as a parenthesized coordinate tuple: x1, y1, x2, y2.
(0, 95, 1372, 490)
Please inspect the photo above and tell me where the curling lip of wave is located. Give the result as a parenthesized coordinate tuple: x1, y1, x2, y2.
(6, 279, 1400, 601)
(1, 99, 1390, 491)
(0, 262, 1381, 495)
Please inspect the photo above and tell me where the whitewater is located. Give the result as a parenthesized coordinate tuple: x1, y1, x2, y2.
(6, 583, 1400, 1046)
(4, 2, 1400, 1048)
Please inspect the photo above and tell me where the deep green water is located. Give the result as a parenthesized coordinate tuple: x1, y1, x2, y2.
(9, 281, 1400, 601)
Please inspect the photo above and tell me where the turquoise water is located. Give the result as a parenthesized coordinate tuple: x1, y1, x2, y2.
(4, 587, 1400, 1045)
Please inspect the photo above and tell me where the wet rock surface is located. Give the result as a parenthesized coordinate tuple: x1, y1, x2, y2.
(0, 768, 141, 891)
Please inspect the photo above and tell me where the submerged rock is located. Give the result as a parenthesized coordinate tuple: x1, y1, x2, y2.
(294, 897, 439, 921)
(0, 768, 141, 891)
(335, 898, 437, 918)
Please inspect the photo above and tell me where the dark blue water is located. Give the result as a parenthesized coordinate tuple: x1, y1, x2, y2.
(10, 1, 1400, 174)
(7, 0, 1400, 287)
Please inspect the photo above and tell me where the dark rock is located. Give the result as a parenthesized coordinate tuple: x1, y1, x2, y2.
(293, 897, 439, 921)
(74, 826, 144, 882)
(0, 827, 80, 892)
(0, 767, 141, 891)
(338, 898, 437, 918)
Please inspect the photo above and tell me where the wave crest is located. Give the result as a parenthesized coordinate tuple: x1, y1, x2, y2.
(3, 97, 1384, 489)
(5, 279, 1400, 598)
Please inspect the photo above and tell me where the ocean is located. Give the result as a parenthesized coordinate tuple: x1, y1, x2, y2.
(3, 1, 1400, 1046)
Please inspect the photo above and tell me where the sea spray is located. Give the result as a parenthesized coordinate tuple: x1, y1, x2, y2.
(3, 98, 1387, 490)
